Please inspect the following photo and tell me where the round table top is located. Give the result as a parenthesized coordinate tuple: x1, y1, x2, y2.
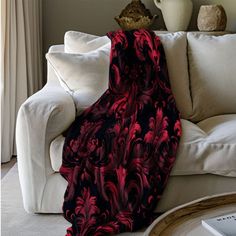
(144, 192, 236, 236)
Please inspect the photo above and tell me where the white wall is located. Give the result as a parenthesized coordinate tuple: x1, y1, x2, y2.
(42, 0, 236, 53)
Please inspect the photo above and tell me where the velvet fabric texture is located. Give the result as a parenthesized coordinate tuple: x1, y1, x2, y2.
(60, 29, 181, 236)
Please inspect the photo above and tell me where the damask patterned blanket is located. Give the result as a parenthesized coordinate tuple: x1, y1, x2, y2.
(60, 29, 181, 236)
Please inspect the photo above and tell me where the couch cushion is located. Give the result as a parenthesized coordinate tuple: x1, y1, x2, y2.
(50, 114, 236, 177)
(173, 114, 236, 177)
(187, 33, 236, 122)
(157, 32, 192, 119)
(46, 48, 110, 114)
(64, 31, 110, 53)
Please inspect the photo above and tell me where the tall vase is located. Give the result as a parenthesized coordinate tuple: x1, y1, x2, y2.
(154, 0, 193, 31)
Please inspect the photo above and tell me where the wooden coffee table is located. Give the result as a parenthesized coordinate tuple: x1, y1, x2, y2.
(144, 192, 236, 236)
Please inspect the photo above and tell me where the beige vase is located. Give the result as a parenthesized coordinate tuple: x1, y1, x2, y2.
(197, 5, 227, 31)
(154, 0, 193, 31)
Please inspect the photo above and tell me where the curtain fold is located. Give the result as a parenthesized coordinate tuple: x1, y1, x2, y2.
(1, 0, 42, 163)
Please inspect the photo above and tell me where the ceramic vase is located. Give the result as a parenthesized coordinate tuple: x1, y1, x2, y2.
(154, 0, 193, 31)
(197, 5, 227, 31)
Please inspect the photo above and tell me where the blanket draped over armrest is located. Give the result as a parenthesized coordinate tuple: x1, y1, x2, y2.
(60, 29, 181, 236)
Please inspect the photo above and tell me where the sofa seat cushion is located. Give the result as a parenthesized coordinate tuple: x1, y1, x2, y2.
(172, 114, 236, 177)
(46, 48, 110, 115)
(50, 114, 236, 177)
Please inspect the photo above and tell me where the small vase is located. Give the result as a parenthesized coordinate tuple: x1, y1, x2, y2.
(197, 5, 227, 31)
(154, 0, 193, 31)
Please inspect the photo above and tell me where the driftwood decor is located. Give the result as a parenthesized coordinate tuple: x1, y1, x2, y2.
(115, 0, 157, 30)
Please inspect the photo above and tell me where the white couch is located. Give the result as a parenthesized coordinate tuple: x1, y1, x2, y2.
(16, 31, 236, 214)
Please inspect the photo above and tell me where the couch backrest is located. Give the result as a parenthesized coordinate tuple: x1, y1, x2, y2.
(46, 31, 236, 123)
(187, 32, 236, 122)
(48, 31, 194, 120)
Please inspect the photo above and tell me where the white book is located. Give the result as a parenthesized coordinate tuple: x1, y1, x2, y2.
(202, 212, 236, 236)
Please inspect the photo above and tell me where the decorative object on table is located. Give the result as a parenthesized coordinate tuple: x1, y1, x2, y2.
(202, 212, 236, 236)
(197, 5, 227, 31)
(153, 0, 193, 31)
(115, 0, 157, 30)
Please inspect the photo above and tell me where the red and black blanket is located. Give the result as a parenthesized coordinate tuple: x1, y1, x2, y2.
(60, 29, 181, 236)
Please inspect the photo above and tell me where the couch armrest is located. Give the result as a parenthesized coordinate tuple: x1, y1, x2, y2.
(16, 83, 76, 213)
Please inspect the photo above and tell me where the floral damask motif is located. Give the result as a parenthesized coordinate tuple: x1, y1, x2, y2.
(60, 29, 181, 236)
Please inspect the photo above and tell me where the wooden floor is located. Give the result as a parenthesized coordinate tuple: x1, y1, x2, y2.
(1, 157, 17, 179)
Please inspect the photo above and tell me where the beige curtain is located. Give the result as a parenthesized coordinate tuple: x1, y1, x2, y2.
(1, 0, 42, 163)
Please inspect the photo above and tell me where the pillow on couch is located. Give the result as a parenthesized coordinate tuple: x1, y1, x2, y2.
(64, 31, 110, 53)
(46, 48, 109, 113)
(157, 32, 192, 119)
(188, 33, 236, 122)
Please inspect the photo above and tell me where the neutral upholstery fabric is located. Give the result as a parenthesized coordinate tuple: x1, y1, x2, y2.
(64, 31, 110, 53)
(188, 33, 236, 122)
(31, 168, 236, 213)
(157, 32, 192, 119)
(50, 115, 236, 177)
(46, 49, 109, 114)
(174, 115, 236, 177)
(64, 31, 192, 119)
(16, 84, 76, 213)
(1, 0, 42, 162)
